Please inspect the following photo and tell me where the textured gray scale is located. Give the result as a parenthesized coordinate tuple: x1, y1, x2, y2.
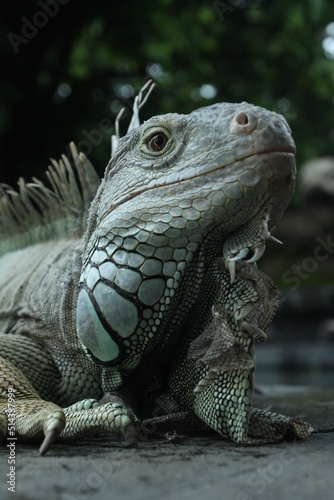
(147, 234, 169, 247)
(170, 237, 189, 248)
(99, 261, 118, 281)
(140, 258, 163, 276)
(85, 266, 100, 290)
(165, 227, 182, 238)
(170, 207, 182, 217)
(173, 248, 187, 261)
(187, 220, 199, 230)
(112, 250, 128, 265)
(123, 238, 139, 251)
(192, 198, 211, 211)
(93, 282, 139, 338)
(136, 244, 155, 257)
(143, 309, 153, 319)
(115, 268, 142, 293)
(177, 261, 187, 271)
(163, 261, 177, 277)
(136, 230, 150, 243)
(77, 288, 120, 362)
(106, 243, 117, 256)
(127, 252, 145, 268)
(91, 250, 108, 264)
(138, 278, 166, 306)
(154, 246, 174, 260)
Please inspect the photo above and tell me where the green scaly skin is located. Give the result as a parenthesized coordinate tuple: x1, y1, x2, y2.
(0, 87, 313, 454)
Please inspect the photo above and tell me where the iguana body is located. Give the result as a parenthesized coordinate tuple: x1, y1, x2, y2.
(0, 85, 312, 454)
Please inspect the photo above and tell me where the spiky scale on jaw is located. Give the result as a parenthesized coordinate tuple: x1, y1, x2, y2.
(0, 84, 312, 454)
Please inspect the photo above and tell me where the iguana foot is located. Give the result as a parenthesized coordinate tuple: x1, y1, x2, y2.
(38, 398, 138, 455)
(39, 400, 137, 455)
(247, 407, 313, 444)
(0, 356, 137, 455)
(55, 401, 136, 447)
(99, 394, 206, 443)
(39, 399, 137, 455)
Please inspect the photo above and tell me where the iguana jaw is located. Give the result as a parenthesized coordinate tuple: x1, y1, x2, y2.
(100, 149, 294, 223)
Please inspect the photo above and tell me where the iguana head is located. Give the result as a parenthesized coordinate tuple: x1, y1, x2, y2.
(77, 100, 295, 368)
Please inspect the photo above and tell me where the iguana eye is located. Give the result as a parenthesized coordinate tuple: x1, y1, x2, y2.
(140, 126, 175, 160)
(146, 132, 168, 152)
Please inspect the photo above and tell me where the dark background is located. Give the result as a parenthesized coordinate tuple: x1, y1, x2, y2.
(1, 0, 334, 291)
(2, 1, 334, 180)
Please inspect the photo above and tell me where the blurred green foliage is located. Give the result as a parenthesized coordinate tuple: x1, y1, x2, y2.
(1, 0, 334, 187)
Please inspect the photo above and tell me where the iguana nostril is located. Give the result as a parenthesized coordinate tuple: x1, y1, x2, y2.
(236, 112, 249, 126)
(230, 110, 258, 134)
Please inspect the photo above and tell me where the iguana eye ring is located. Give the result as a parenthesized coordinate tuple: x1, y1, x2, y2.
(139, 126, 174, 159)
(146, 132, 168, 152)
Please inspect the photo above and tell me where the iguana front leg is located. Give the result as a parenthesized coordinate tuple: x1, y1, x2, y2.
(0, 338, 137, 454)
(187, 261, 313, 443)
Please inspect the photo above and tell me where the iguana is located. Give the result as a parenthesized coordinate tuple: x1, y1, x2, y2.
(0, 82, 312, 455)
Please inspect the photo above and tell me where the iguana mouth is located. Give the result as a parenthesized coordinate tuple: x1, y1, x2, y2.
(101, 150, 295, 222)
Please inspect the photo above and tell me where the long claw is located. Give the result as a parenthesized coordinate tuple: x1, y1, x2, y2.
(226, 259, 236, 284)
(240, 321, 267, 341)
(246, 243, 266, 263)
(225, 247, 251, 283)
(39, 409, 65, 455)
(231, 248, 249, 260)
(235, 303, 253, 321)
(39, 428, 58, 456)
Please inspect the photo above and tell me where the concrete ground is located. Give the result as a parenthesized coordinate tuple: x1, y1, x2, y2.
(0, 386, 333, 500)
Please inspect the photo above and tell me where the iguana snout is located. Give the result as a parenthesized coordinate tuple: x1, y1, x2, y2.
(199, 103, 296, 283)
